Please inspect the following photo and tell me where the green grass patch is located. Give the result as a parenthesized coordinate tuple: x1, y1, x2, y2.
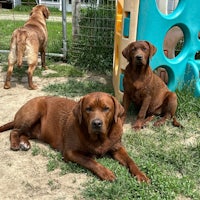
(43, 78, 114, 97)
(176, 86, 200, 119)
(0, 54, 8, 63)
(1, 64, 29, 80)
(41, 64, 84, 78)
(1, 4, 66, 16)
(1, 63, 83, 79)
(31, 144, 88, 174)
(0, 20, 24, 50)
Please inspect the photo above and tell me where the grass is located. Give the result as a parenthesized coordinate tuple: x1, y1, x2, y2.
(1, 62, 82, 79)
(31, 77, 200, 199)
(41, 64, 84, 78)
(0, 20, 24, 50)
(1, 5, 68, 16)
(43, 78, 114, 97)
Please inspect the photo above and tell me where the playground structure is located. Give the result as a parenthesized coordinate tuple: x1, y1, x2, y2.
(113, 0, 200, 102)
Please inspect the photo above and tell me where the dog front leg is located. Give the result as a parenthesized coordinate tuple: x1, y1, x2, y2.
(111, 146, 150, 183)
(134, 96, 151, 129)
(10, 129, 31, 151)
(10, 129, 20, 150)
(63, 150, 116, 181)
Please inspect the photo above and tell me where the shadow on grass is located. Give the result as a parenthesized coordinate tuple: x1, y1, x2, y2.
(43, 78, 114, 97)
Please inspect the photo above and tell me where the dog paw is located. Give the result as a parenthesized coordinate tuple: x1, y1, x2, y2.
(132, 124, 142, 130)
(43, 66, 48, 70)
(132, 120, 143, 130)
(20, 141, 31, 151)
(99, 169, 116, 181)
(10, 143, 20, 151)
(153, 119, 165, 127)
(4, 84, 11, 89)
(132, 125, 142, 130)
(135, 173, 150, 183)
(28, 85, 38, 90)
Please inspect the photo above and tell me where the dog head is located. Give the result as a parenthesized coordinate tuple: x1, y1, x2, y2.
(30, 5, 50, 19)
(122, 41, 157, 66)
(73, 92, 124, 142)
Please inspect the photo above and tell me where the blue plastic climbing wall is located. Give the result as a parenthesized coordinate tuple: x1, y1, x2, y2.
(136, 0, 200, 97)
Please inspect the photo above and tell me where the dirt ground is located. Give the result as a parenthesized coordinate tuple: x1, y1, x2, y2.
(0, 65, 89, 200)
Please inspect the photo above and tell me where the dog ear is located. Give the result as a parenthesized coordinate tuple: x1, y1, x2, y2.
(146, 41, 157, 58)
(43, 7, 50, 19)
(111, 96, 125, 123)
(122, 43, 132, 62)
(73, 98, 83, 124)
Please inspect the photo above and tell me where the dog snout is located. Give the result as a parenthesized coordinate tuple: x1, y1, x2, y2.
(92, 119, 103, 130)
(136, 54, 143, 61)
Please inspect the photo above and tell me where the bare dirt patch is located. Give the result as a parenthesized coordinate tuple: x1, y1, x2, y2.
(0, 65, 89, 200)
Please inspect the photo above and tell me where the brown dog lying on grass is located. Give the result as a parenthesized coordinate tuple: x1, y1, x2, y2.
(122, 41, 181, 130)
(0, 92, 150, 183)
(4, 5, 50, 90)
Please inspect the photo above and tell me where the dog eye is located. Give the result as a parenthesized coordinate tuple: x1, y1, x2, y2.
(103, 106, 109, 112)
(142, 47, 147, 51)
(131, 48, 135, 52)
(86, 107, 92, 112)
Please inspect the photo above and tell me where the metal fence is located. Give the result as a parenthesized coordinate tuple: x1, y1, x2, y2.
(70, 0, 116, 71)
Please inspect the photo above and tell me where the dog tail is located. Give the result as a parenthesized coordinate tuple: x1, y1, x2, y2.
(0, 121, 14, 133)
(16, 29, 28, 67)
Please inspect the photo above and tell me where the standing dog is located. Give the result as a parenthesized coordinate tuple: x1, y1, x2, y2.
(122, 41, 181, 130)
(0, 92, 149, 182)
(4, 5, 50, 90)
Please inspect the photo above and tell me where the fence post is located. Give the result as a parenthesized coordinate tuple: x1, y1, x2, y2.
(62, 0, 67, 59)
(72, 0, 80, 39)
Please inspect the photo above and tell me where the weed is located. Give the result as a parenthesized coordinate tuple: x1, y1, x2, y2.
(42, 64, 84, 78)
(31, 144, 41, 156)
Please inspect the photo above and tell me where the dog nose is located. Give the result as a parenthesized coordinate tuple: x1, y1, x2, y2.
(92, 119, 103, 129)
(136, 55, 143, 60)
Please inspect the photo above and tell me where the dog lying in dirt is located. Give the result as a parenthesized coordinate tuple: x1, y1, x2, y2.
(0, 92, 150, 182)
(122, 40, 181, 130)
(4, 5, 50, 90)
